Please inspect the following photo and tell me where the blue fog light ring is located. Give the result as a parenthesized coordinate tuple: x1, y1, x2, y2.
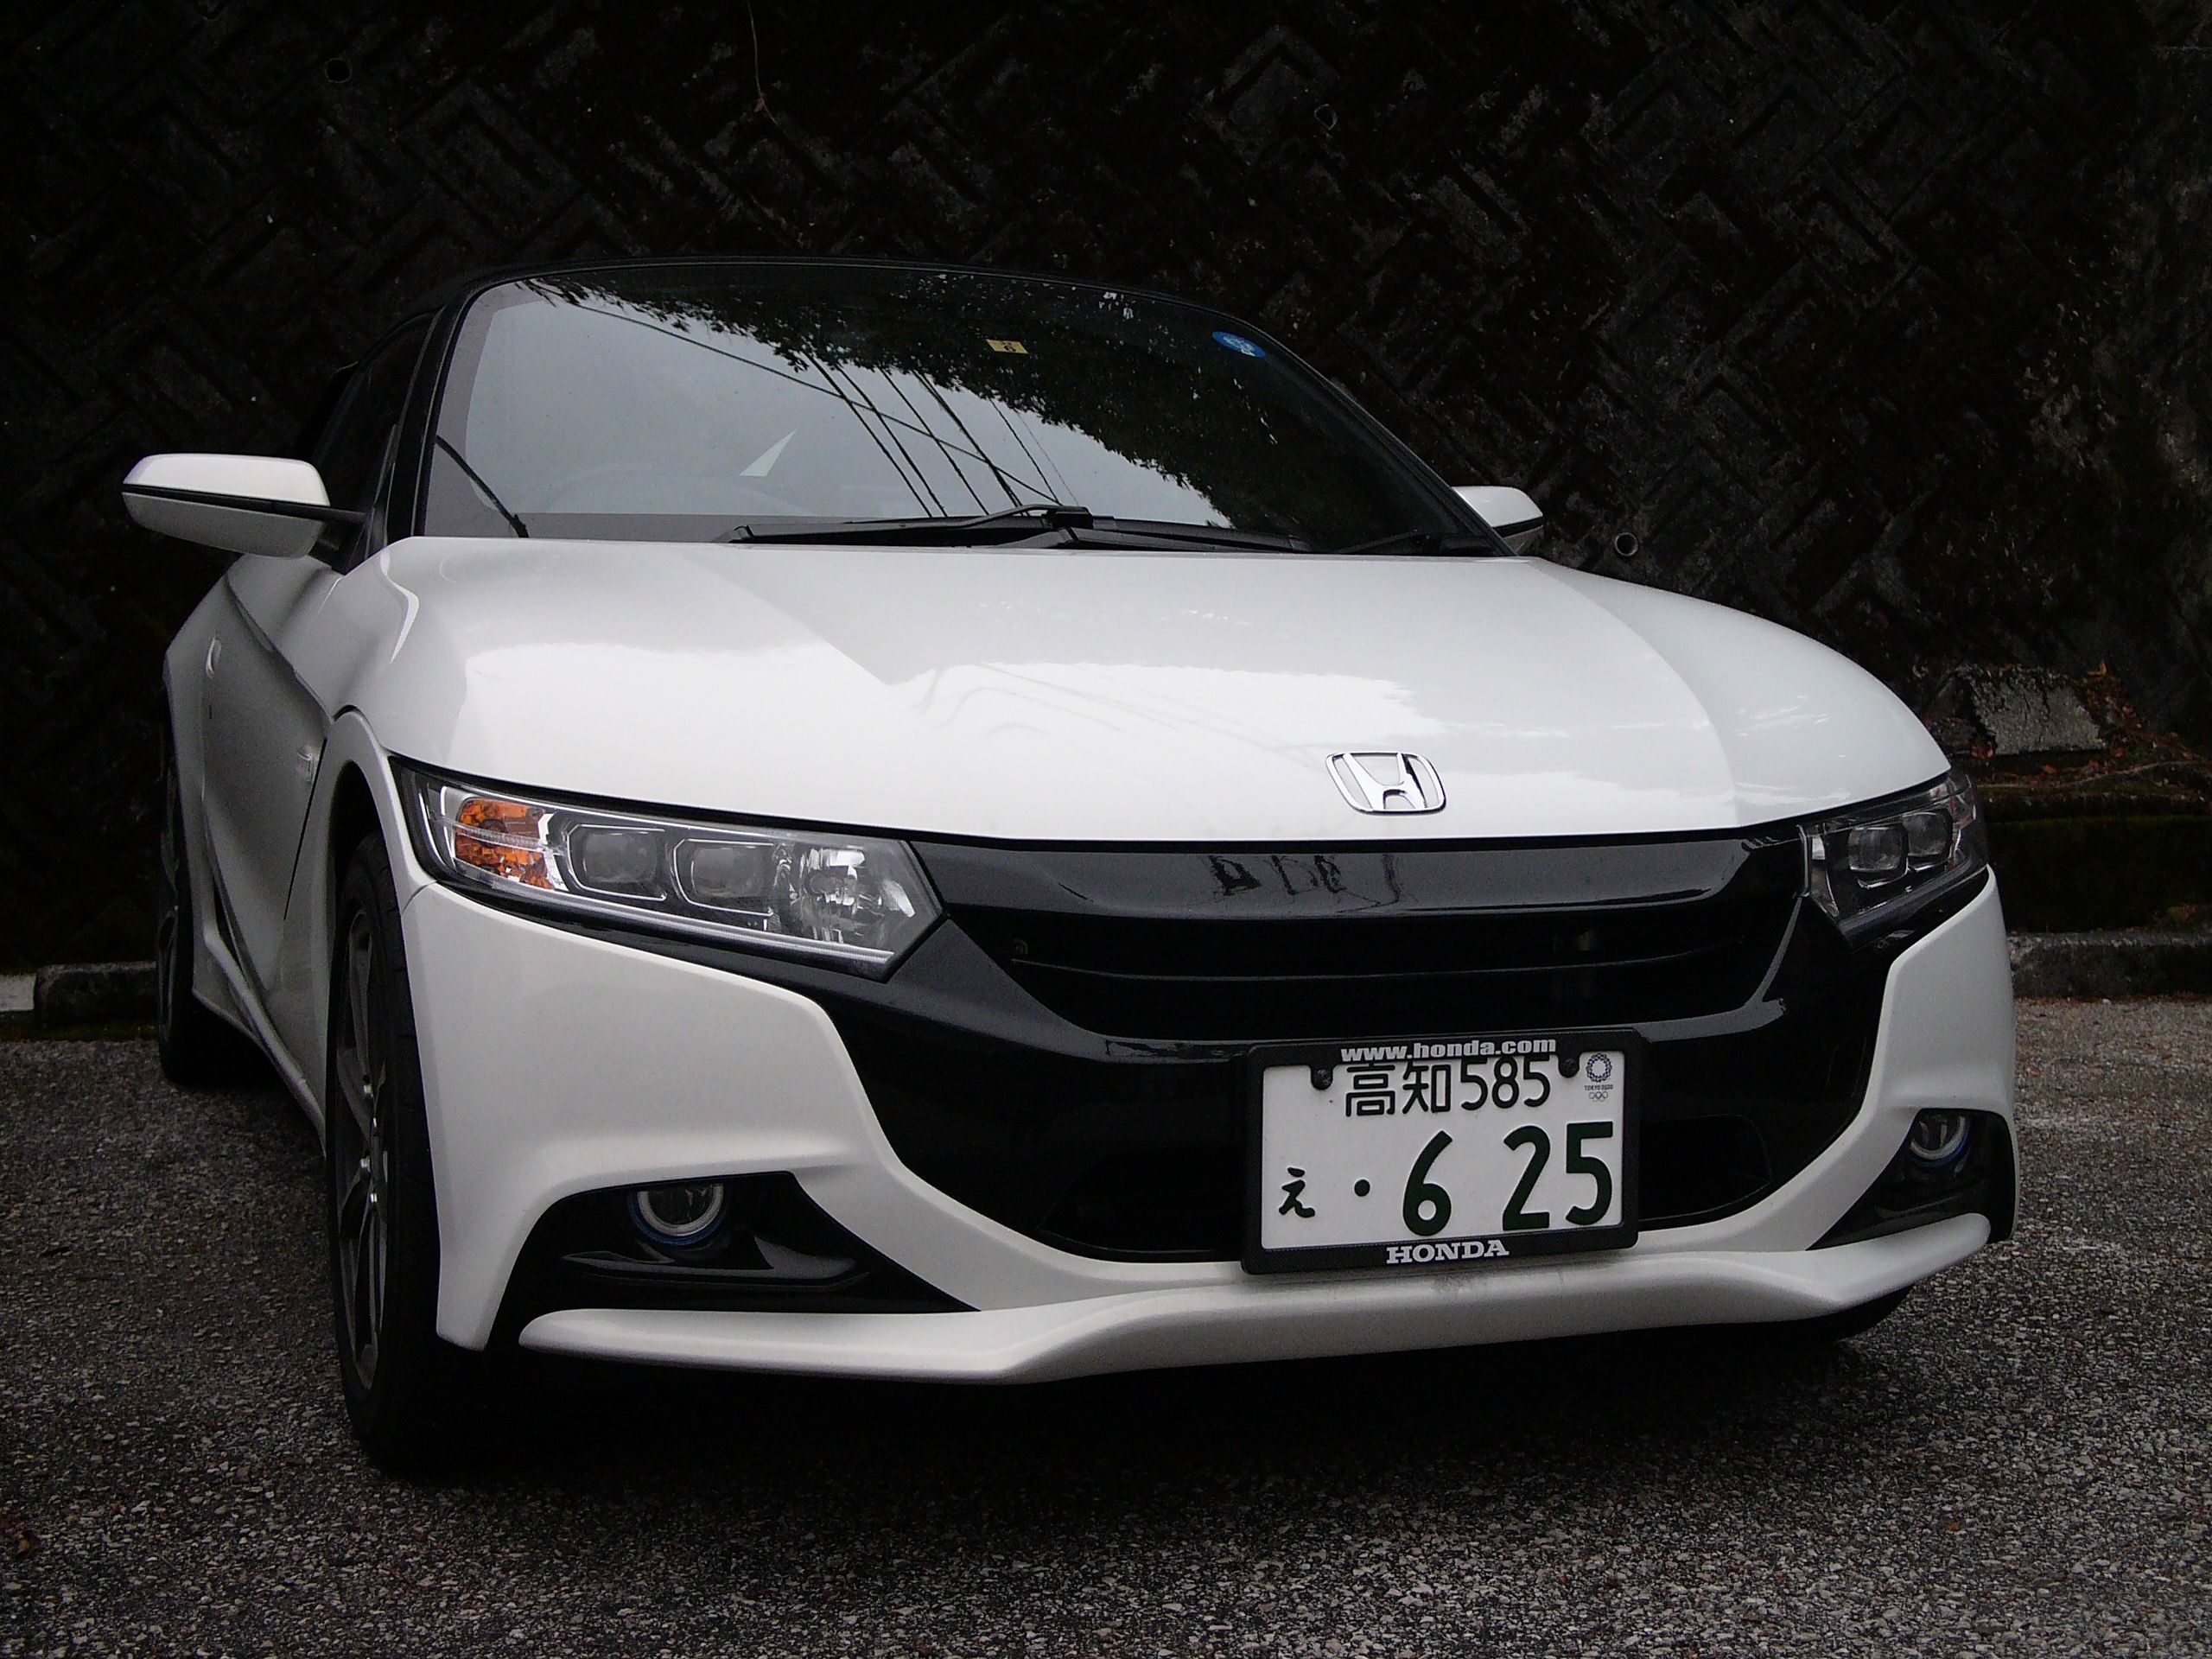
(628, 1181, 731, 1249)
(1904, 1111, 1972, 1172)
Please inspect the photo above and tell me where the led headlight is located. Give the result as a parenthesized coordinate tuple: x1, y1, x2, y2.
(1804, 768, 1987, 938)
(397, 766, 939, 975)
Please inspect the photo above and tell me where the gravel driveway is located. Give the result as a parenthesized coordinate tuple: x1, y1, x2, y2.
(3, 999, 2207, 1656)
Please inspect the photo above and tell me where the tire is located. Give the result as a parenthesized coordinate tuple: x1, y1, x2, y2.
(1770, 1287, 1910, 1347)
(327, 831, 475, 1471)
(156, 728, 261, 1086)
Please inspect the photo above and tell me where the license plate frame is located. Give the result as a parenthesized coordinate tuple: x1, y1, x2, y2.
(1242, 1029, 1643, 1274)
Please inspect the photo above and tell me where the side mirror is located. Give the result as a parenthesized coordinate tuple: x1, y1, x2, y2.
(121, 454, 361, 560)
(1454, 485, 1545, 553)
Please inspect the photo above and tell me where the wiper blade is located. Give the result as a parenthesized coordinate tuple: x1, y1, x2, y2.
(1327, 527, 1501, 557)
(435, 437, 529, 538)
(725, 505, 1314, 553)
(1080, 517, 1313, 552)
(721, 503, 1097, 544)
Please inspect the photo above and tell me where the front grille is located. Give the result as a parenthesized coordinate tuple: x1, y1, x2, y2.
(543, 838, 1949, 1267)
(928, 836, 1805, 1043)
(817, 833, 1893, 1260)
(957, 902, 1789, 1040)
(1041, 1147, 1242, 1256)
(1020, 1116, 1782, 1259)
(838, 956, 1881, 1260)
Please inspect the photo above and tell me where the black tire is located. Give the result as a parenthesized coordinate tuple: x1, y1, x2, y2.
(156, 728, 262, 1086)
(1770, 1287, 1910, 1347)
(327, 831, 475, 1471)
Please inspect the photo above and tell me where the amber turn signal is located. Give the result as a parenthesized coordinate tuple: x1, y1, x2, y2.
(452, 795, 555, 889)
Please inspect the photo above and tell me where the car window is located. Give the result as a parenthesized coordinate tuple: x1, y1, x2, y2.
(423, 266, 1471, 550)
(315, 321, 429, 520)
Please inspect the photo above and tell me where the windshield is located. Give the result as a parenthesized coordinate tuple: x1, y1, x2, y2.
(421, 264, 1478, 550)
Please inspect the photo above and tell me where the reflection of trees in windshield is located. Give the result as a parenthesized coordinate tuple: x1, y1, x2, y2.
(517, 270, 1433, 542)
(525, 276, 1063, 516)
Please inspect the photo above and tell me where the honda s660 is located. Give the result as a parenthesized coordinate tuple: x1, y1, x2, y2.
(125, 258, 2015, 1467)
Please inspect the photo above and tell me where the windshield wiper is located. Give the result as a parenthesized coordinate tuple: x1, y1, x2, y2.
(1078, 517, 1313, 552)
(723, 505, 1313, 552)
(721, 503, 1097, 545)
(1327, 526, 1502, 557)
(435, 437, 530, 538)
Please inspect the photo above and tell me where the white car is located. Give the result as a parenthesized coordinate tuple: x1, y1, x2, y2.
(128, 258, 2015, 1468)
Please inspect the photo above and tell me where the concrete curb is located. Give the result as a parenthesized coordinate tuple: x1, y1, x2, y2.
(2007, 930, 2212, 999)
(29, 961, 156, 1030)
(0, 974, 31, 1036)
(9, 934, 2211, 1034)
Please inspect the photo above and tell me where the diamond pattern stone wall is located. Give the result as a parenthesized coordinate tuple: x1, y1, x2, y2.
(5, 1, 2210, 966)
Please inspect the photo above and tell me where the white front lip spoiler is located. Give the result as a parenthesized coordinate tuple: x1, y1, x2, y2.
(516, 1215, 1987, 1382)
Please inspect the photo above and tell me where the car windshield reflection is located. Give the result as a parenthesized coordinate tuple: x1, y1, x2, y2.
(423, 264, 1478, 551)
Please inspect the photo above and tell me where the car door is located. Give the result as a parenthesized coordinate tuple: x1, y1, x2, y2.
(200, 322, 429, 1019)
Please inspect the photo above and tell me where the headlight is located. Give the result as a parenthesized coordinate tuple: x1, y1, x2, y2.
(1804, 768, 1987, 938)
(397, 766, 939, 975)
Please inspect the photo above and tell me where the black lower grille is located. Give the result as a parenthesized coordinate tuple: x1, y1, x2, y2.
(1019, 1116, 1779, 1259)
(837, 928, 1886, 1259)
(1637, 1116, 1770, 1227)
(823, 836, 1918, 1259)
(524, 842, 1972, 1267)
(1041, 1147, 1242, 1257)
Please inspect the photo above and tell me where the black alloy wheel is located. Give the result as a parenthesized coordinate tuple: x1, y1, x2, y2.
(327, 832, 474, 1470)
(330, 901, 393, 1392)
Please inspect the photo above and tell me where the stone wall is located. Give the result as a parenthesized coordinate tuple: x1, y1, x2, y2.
(5, 1, 2209, 964)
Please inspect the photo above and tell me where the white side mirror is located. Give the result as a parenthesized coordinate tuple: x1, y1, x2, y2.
(1454, 485, 1545, 553)
(122, 454, 359, 560)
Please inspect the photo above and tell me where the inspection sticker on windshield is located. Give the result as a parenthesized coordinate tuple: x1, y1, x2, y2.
(1245, 1033, 1639, 1273)
(1211, 329, 1267, 357)
(985, 338, 1028, 353)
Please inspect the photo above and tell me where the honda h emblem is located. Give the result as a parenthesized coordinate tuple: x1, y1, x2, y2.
(1326, 751, 1446, 815)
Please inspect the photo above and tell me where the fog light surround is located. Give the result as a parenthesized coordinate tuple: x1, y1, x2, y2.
(629, 1181, 728, 1249)
(1815, 1109, 2015, 1248)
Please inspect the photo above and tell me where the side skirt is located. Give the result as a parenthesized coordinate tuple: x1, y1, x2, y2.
(200, 907, 326, 1138)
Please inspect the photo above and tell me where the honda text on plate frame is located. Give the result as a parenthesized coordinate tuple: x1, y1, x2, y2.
(125, 257, 2016, 1470)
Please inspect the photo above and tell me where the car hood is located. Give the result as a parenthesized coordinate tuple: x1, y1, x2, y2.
(356, 538, 1945, 842)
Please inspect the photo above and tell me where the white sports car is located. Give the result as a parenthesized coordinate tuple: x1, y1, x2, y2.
(128, 258, 2015, 1468)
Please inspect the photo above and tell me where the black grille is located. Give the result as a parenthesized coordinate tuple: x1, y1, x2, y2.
(526, 840, 1954, 1266)
(1023, 1118, 1780, 1259)
(833, 899, 1888, 1261)
(821, 833, 1882, 1259)
(958, 902, 1787, 1040)
(1041, 1148, 1243, 1257)
(933, 837, 1804, 1042)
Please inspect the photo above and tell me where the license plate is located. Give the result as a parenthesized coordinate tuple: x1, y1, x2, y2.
(1244, 1033, 1639, 1273)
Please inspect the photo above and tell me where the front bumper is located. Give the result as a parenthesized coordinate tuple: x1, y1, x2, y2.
(400, 873, 2015, 1371)
(515, 1215, 1987, 1382)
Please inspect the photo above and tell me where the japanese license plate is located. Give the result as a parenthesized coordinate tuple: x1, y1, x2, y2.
(1244, 1033, 1638, 1273)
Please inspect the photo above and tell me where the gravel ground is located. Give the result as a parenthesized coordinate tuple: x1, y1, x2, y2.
(2, 1001, 2208, 1657)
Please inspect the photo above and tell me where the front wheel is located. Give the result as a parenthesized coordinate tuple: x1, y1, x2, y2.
(327, 833, 474, 1471)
